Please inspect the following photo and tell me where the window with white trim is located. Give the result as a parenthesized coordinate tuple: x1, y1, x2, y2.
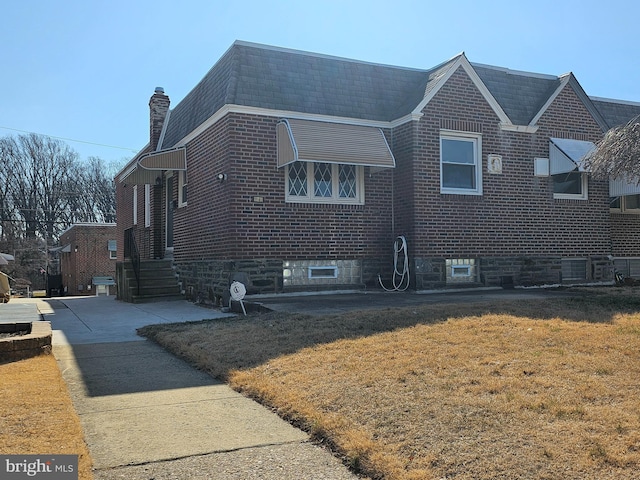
(446, 258, 477, 283)
(440, 131, 482, 195)
(553, 170, 588, 200)
(178, 170, 187, 206)
(133, 185, 138, 225)
(108, 240, 117, 260)
(308, 266, 338, 279)
(286, 162, 363, 204)
(610, 194, 640, 212)
(144, 184, 151, 227)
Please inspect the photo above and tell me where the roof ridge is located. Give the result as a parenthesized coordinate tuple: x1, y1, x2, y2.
(470, 62, 558, 81)
(232, 39, 430, 73)
(590, 96, 640, 107)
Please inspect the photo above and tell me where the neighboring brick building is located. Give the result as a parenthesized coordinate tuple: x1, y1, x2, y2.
(115, 41, 640, 302)
(58, 223, 117, 296)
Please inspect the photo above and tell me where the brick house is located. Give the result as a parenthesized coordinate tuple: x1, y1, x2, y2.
(115, 40, 640, 303)
(58, 223, 117, 296)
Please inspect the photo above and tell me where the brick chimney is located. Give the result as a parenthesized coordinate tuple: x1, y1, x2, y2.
(149, 87, 170, 151)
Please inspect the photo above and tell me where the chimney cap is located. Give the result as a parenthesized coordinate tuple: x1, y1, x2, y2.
(154, 87, 165, 94)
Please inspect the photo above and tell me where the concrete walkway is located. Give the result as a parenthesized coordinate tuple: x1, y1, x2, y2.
(30, 296, 359, 480)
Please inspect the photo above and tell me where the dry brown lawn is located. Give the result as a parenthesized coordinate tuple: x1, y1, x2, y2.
(139, 287, 640, 480)
(0, 354, 93, 480)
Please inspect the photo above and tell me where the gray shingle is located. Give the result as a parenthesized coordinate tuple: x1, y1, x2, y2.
(472, 64, 560, 125)
(161, 42, 429, 148)
(159, 41, 639, 150)
(591, 98, 640, 129)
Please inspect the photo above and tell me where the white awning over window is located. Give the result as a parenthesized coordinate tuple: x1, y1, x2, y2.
(549, 138, 595, 175)
(610, 176, 640, 197)
(277, 119, 396, 170)
(119, 147, 186, 185)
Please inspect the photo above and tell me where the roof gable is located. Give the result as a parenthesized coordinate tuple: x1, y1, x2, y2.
(411, 53, 511, 126)
(527, 73, 609, 132)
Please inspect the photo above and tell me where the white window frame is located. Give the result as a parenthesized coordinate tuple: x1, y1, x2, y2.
(133, 185, 138, 225)
(610, 194, 640, 213)
(440, 130, 483, 195)
(144, 184, 151, 227)
(108, 239, 117, 260)
(178, 170, 187, 207)
(553, 171, 588, 200)
(285, 162, 364, 205)
(308, 266, 338, 279)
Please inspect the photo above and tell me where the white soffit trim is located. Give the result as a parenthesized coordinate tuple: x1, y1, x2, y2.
(276, 118, 396, 169)
(177, 104, 401, 148)
(549, 137, 595, 175)
(500, 123, 539, 133)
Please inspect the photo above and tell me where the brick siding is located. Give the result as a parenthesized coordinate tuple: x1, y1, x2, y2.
(59, 224, 117, 295)
(116, 64, 640, 297)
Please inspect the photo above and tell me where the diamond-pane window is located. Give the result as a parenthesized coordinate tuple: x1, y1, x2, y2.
(338, 164, 356, 198)
(314, 163, 332, 197)
(288, 162, 307, 196)
(285, 162, 363, 204)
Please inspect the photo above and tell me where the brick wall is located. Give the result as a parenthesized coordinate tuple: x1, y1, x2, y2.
(611, 214, 640, 256)
(117, 65, 627, 295)
(166, 113, 398, 298)
(171, 113, 396, 286)
(116, 171, 162, 262)
(391, 66, 613, 287)
(59, 224, 117, 295)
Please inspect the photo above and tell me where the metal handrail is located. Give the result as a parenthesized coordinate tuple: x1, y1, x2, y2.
(124, 228, 140, 296)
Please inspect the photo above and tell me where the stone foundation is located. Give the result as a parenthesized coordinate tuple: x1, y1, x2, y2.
(414, 256, 613, 290)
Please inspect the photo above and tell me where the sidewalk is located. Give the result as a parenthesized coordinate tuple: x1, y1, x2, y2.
(35, 296, 359, 480)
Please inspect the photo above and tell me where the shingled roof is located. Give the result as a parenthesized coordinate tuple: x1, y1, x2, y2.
(158, 41, 639, 150)
(590, 97, 640, 129)
(160, 41, 430, 149)
(471, 64, 561, 126)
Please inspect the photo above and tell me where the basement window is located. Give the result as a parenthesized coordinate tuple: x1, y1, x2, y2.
(561, 258, 587, 281)
(446, 259, 477, 283)
(452, 265, 471, 277)
(614, 258, 640, 278)
(308, 266, 338, 279)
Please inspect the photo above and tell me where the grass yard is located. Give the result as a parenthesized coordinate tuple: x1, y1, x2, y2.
(139, 288, 640, 480)
(0, 354, 94, 480)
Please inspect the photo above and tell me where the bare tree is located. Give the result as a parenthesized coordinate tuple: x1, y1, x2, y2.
(0, 137, 21, 241)
(1, 132, 125, 287)
(583, 114, 640, 180)
(8, 133, 79, 240)
(80, 156, 118, 223)
(2, 133, 121, 241)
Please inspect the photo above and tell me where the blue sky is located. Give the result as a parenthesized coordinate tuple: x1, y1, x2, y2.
(2, 0, 639, 167)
